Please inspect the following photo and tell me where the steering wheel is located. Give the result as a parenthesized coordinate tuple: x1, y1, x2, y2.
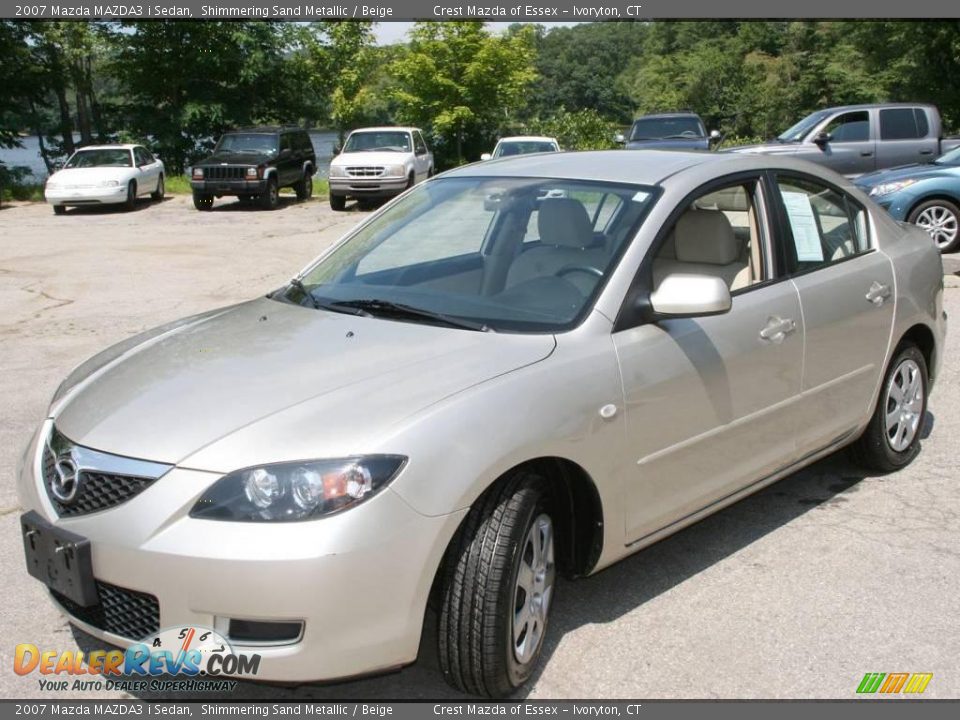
(555, 265, 604, 280)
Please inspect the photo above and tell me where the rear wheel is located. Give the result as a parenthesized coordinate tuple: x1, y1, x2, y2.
(438, 471, 556, 698)
(261, 177, 279, 210)
(908, 198, 960, 253)
(151, 175, 165, 201)
(193, 192, 214, 211)
(851, 343, 928, 472)
(295, 172, 313, 201)
(125, 181, 137, 210)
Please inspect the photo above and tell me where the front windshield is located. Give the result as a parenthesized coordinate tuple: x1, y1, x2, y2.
(288, 177, 658, 332)
(64, 149, 132, 168)
(343, 131, 412, 153)
(493, 141, 558, 158)
(215, 133, 278, 154)
(935, 147, 960, 165)
(777, 110, 831, 142)
(629, 117, 704, 140)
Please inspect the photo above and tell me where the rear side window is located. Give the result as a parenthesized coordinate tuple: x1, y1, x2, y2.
(775, 175, 869, 274)
(880, 108, 924, 140)
(915, 109, 930, 137)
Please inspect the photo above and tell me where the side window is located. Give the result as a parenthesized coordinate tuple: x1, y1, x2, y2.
(880, 108, 923, 140)
(775, 176, 869, 274)
(414, 132, 427, 155)
(823, 111, 870, 142)
(915, 108, 930, 137)
(134, 148, 146, 166)
(652, 182, 765, 292)
(280, 133, 292, 153)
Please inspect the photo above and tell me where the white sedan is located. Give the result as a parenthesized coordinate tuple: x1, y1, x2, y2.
(480, 135, 561, 161)
(45, 144, 165, 214)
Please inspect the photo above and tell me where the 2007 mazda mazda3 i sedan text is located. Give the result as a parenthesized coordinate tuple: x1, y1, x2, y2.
(18, 150, 946, 697)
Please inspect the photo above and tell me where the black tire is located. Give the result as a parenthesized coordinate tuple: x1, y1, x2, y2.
(329, 194, 346, 211)
(438, 471, 556, 698)
(428, 166, 435, 178)
(53, 205, 66, 215)
(193, 192, 214, 211)
(907, 198, 960, 253)
(261, 177, 279, 210)
(851, 343, 928, 473)
(406, 172, 415, 190)
(151, 174, 165, 201)
(238, 194, 253, 205)
(125, 181, 137, 210)
(295, 171, 313, 201)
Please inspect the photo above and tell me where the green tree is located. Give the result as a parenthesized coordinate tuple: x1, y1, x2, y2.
(390, 22, 537, 166)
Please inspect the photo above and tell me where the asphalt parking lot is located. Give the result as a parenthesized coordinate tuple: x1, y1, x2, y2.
(1, 194, 958, 700)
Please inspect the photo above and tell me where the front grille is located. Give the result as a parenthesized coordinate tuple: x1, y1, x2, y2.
(345, 166, 385, 177)
(52, 581, 160, 640)
(203, 165, 248, 180)
(42, 444, 157, 518)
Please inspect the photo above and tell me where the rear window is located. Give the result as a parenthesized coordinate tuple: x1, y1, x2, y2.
(880, 108, 925, 140)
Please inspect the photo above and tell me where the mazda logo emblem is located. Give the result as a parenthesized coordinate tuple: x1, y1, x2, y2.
(51, 457, 80, 503)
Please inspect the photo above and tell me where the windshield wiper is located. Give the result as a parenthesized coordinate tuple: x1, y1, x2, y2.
(330, 299, 491, 332)
(661, 134, 699, 140)
(286, 280, 375, 318)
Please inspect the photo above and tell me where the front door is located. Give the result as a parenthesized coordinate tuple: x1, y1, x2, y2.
(803, 110, 876, 176)
(614, 178, 806, 543)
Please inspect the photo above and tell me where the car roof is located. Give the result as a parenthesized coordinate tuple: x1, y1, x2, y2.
(633, 113, 702, 120)
(74, 144, 138, 151)
(497, 136, 558, 144)
(349, 126, 421, 133)
(229, 126, 305, 134)
(814, 102, 937, 113)
(443, 149, 834, 186)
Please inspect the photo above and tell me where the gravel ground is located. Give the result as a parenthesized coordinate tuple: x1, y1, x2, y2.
(1, 195, 958, 700)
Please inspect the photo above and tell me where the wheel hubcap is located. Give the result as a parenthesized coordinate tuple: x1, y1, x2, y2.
(884, 358, 923, 452)
(512, 513, 555, 665)
(916, 206, 958, 248)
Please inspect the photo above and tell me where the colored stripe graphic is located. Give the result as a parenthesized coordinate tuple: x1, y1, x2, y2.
(857, 673, 885, 693)
(879, 673, 909, 693)
(903, 673, 933, 694)
(857, 672, 932, 694)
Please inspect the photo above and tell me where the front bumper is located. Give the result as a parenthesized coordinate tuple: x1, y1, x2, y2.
(46, 186, 128, 206)
(17, 421, 465, 682)
(190, 179, 266, 197)
(329, 177, 408, 199)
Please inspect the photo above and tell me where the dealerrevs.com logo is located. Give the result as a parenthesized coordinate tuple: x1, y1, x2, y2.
(856, 672, 933, 695)
(14, 626, 261, 692)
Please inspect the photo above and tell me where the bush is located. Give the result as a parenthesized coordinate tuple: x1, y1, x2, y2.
(0, 164, 43, 202)
(523, 108, 620, 151)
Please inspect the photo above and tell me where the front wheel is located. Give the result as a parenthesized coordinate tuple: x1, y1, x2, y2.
(53, 205, 66, 215)
(151, 175, 165, 201)
(261, 177, 279, 210)
(439, 472, 556, 698)
(851, 343, 928, 472)
(193, 192, 214, 211)
(329, 193, 346, 211)
(908, 198, 960, 253)
(125, 181, 137, 210)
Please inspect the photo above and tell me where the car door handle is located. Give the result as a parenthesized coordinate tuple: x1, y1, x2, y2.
(866, 281, 892, 305)
(860, 151, 874, 157)
(919, 150, 934, 156)
(759, 317, 797, 343)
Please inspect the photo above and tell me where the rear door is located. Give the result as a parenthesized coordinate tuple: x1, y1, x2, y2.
(134, 147, 160, 192)
(875, 107, 940, 168)
(769, 172, 895, 458)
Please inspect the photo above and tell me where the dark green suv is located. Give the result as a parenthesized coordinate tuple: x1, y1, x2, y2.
(190, 126, 316, 211)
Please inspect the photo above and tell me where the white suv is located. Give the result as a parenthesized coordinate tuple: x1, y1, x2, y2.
(328, 127, 434, 210)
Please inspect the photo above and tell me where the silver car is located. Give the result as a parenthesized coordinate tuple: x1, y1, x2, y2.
(18, 151, 946, 697)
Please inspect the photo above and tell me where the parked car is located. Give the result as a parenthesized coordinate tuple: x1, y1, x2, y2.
(729, 103, 960, 177)
(855, 146, 960, 253)
(45, 144, 164, 214)
(618, 112, 721, 150)
(190, 126, 316, 211)
(480, 136, 560, 161)
(327, 127, 433, 211)
(19, 151, 944, 697)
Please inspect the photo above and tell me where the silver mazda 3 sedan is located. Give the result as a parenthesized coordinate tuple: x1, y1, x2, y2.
(18, 151, 946, 696)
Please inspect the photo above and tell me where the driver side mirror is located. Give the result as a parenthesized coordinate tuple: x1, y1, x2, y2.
(480, 153, 492, 161)
(709, 129, 722, 144)
(813, 131, 832, 147)
(649, 274, 731, 318)
(614, 133, 626, 145)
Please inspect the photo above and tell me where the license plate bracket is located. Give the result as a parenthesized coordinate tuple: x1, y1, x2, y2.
(21, 510, 98, 607)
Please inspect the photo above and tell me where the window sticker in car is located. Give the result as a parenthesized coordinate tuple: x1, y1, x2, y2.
(781, 191, 824, 262)
(632, 191, 651, 203)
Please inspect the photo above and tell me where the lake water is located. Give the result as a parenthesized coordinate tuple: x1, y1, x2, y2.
(0, 130, 339, 181)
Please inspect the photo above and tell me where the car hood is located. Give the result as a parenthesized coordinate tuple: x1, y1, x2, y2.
(198, 150, 275, 166)
(855, 162, 955, 187)
(625, 138, 707, 150)
(48, 167, 133, 184)
(53, 297, 555, 470)
(331, 151, 411, 167)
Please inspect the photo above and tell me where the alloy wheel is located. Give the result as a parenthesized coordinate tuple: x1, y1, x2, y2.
(512, 513, 555, 665)
(883, 358, 924, 452)
(915, 204, 958, 249)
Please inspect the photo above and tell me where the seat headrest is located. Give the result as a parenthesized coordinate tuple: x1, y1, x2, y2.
(675, 209, 739, 265)
(538, 198, 593, 249)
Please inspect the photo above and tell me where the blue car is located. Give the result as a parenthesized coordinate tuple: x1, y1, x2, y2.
(855, 146, 960, 253)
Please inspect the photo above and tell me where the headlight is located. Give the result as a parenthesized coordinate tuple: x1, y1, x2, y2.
(246, 167, 258, 178)
(192, 167, 204, 179)
(328, 165, 346, 178)
(384, 164, 405, 176)
(98, 180, 120, 187)
(868, 179, 917, 197)
(190, 456, 407, 522)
